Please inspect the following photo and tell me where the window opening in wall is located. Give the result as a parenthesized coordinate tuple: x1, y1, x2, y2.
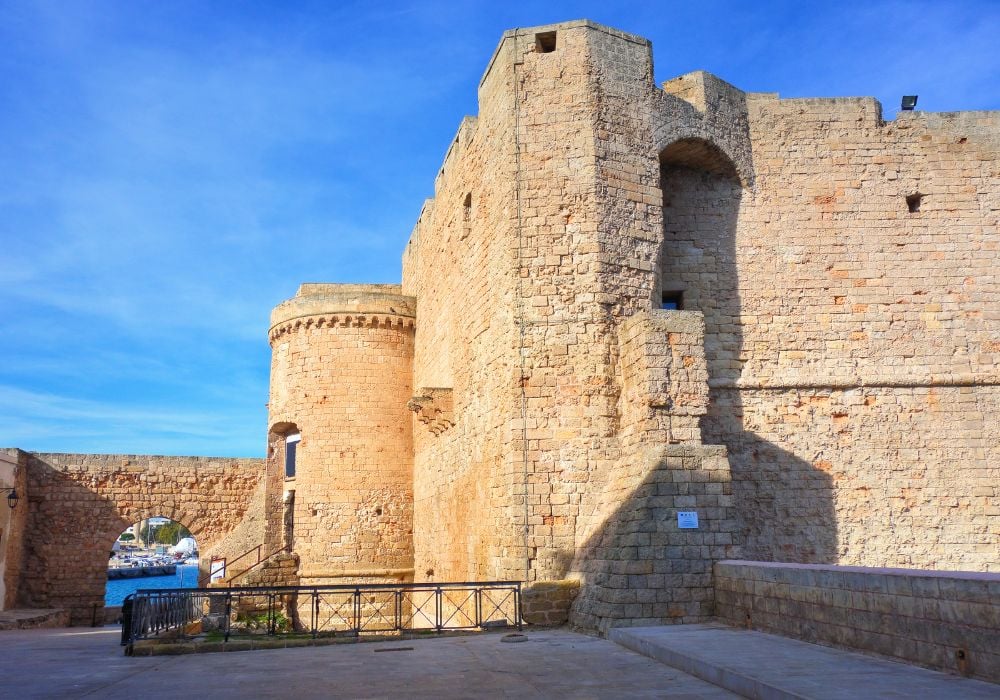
(282, 489, 295, 550)
(661, 291, 684, 311)
(535, 31, 557, 53)
(285, 432, 301, 478)
(906, 193, 922, 213)
(461, 193, 472, 240)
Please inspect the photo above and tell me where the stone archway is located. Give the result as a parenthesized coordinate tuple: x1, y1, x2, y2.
(17, 452, 264, 625)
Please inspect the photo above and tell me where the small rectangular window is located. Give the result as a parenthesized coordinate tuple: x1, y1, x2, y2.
(535, 32, 557, 53)
(661, 291, 684, 311)
(285, 433, 300, 478)
(906, 193, 922, 213)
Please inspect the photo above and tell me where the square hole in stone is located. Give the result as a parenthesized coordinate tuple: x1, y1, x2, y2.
(535, 32, 557, 53)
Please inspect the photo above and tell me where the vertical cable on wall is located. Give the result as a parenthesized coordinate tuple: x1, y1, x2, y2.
(511, 29, 531, 583)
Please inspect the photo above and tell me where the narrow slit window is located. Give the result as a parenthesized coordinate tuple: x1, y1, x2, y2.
(661, 291, 684, 311)
(460, 193, 473, 240)
(535, 32, 557, 53)
(285, 432, 301, 478)
(906, 193, 922, 213)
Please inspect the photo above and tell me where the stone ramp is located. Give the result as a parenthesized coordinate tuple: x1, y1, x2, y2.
(610, 623, 1000, 699)
(0, 608, 70, 631)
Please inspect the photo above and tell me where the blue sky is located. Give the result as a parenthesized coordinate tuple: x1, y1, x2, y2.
(1, 0, 997, 457)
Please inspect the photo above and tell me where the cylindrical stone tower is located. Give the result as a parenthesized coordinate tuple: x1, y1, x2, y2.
(267, 283, 416, 585)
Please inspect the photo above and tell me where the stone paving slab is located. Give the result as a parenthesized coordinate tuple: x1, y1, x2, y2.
(610, 623, 1000, 700)
(0, 626, 739, 699)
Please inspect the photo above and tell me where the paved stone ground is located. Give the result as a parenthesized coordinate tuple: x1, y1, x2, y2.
(611, 623, 1000, 699)
(0, 626, 738, 699)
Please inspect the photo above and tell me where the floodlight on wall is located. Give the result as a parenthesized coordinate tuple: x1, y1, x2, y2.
(3, 488, 18, 509)
(901, 95, 918, 111)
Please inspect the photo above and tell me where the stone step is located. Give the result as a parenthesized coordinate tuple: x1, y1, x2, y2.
(610, 623, 1000, 700)
(0, 608, 70, 631)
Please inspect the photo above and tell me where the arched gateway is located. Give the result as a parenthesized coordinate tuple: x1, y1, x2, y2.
(11, 451, 263, 625)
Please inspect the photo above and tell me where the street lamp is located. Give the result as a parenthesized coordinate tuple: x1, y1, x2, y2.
(2, 488, 18, 509)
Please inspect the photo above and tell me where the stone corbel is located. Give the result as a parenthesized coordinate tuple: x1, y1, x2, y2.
(407, 387, 455, 435)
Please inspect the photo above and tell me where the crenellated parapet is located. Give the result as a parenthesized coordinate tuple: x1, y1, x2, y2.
(269, 314, 415, 343)
(268, 283, 416, 344)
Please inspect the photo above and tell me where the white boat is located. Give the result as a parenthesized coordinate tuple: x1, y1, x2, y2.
(170, 537, 198, 557)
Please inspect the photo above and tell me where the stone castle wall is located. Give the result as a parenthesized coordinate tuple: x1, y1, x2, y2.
(2, 19, 995, 632)
(402, 24, 753, 629)
(399, 19, 998, 631)
(267, 284, 416, 585)
(0, 450, 29, 610)
(401, 31, 523, 583)
(17, 452, 263, 624)
(701, 98, 1000, 569)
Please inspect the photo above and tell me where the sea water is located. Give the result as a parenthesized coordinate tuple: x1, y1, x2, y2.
(104, 564, 200, 606)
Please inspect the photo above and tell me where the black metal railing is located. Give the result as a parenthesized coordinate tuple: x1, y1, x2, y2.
(122, 581, 522, 649)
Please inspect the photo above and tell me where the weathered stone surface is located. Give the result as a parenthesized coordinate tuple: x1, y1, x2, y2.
(522, 579, 580, 625)
(267, 283, 415, 587)
(395, 19, 998, 633)
(12, 451, 264, 625)
(715, 560, 1000, 684)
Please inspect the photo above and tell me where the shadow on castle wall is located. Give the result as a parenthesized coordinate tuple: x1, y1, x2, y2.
(562, 138, 836, 631)
(657, 138, 838, 567)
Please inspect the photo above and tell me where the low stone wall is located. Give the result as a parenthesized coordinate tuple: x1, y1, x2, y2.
(715, 560, 1000, 683)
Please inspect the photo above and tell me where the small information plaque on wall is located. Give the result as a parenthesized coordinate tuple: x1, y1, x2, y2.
(677, 511, 699, 529)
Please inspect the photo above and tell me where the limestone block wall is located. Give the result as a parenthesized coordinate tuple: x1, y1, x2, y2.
(715, 560, 1000, 684)
(692, 98, 1000, 569)
(570, 445, 738, 633)
(568, 312, 738, 631)
(498, 23, 619, 584)
(618, 311, 709, 444)
(18, 452, 263, 624)
(404, 22, 751, 611)
(268, 284, 415, 585)
(402, 27, 523, 583)
(521, 579, 580, 626)
(0, 449, 29, 610)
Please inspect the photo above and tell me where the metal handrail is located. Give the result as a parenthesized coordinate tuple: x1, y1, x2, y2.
(122, 580, 523, 650)
(197, 543, 291, 587)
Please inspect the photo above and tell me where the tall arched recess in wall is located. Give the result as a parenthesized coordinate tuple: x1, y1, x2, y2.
(266, 422, 299, 553)
(657, 137, 743, 392)
(657, 139, 837, 563)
